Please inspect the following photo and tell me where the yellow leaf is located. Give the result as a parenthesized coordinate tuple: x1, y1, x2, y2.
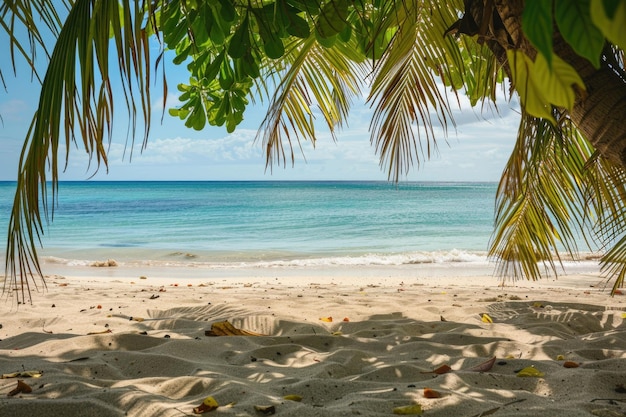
(517, 366, 545, 377)
(532, 53, 585, 110)
(283, 394, 302, 402)
(204, 321, 265, 336)
(621, 313, 626, 319)
(2, 370, 43, 379)
(507, 50, 555, 123)
(590, 1, 626, 52)
(506, 49, 585, 122)
(481, 313, 493, 323)
(319, 316, 333, 322)
(556, 354, 565, 361)
(193, 396, 219, 414)
(393, 404, 423, 415)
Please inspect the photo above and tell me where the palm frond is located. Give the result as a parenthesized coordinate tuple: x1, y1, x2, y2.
(583, 155, 626, 293)
(0, 0, 68, 83)
(259, 34, 368, 168)
(490, 112, 599, 281)
(367, 0, 464, 181)
(5, 0, 157, 303)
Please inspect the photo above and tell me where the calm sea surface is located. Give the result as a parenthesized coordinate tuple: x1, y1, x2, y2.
(1, 181, 497, 267)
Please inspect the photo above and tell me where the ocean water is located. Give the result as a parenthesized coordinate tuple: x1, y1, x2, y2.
(0, 181, 599, 277)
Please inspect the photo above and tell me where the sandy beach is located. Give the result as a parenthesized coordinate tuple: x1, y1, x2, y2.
(1, 264, 625, 417)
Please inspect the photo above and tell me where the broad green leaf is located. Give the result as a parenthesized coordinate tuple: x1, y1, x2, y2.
(507, 50, 585, 123)
(218, 58, 235, 90)
(208, 54, 225, 81)
(338, 24, 351, 43)
(172, 44, 192, 65)
(315, 30, 337, 48)
(522, 0, 554, 66)
(507, 50, 555, 123)
(253, 8, 286, 59)
(590, 0, 626, 51)
(532, 53, 585, 111)
(315, 0, 348, 39)
(286, 11, 310, 38)
(264, 38, 285, 59)
(555, 0, 604, 68)
(603, 0, 621, 18)
(241, 52, 260, 78)
(228, 15, 250, 59)
(217, 0, 236, 22)
(285, 0, 321, 15)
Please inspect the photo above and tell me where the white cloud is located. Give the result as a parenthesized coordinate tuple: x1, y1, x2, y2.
(0, 99, 30, 122)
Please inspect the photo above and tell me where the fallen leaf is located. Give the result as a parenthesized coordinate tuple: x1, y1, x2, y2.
(421, 364, 452, 375)
(516, 366, 544, 377)
(467, 356, 496, 372)
(283, 394, 302, 402)
(423, 388, 441, 398)
(193, 396, 218, 414)
(556, 355, 565, 361)
(481, 313, 493, 323)
(342, 317, 350, 322)
(205, 321, 265, 337)
(319, 317, 333, 322)
(7, 380, 32, 396)
(2, 370, 43, 379)
(393, 404, 423, 415)
(563, 361, 580, 368)
(433, 364, 452, 374)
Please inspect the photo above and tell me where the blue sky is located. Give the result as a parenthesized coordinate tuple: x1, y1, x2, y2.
(0, 38, 521, 182)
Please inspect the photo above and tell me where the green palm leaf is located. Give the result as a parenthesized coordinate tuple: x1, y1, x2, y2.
(489, 111, 624, 282)
(367, 0, 463, 181)
(259, 34, 367, 168)
(4, 0, 157, 303)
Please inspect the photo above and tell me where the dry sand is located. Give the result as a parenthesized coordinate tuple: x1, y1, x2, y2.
(1, 266, 625, 417)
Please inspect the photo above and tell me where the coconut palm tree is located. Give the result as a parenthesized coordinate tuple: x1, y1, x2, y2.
(2, 0, 626, 303)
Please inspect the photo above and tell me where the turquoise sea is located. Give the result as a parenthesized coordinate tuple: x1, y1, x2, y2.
(0, 181, 599, 276)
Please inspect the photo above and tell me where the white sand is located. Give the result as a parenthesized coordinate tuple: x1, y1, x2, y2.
(1, 265, 625, 417)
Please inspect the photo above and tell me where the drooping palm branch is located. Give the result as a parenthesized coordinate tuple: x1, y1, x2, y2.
(4, 0, 157, 303)
(490, 111, 626, 293)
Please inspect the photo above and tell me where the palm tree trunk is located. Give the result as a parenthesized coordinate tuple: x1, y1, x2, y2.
(459, 0, 626, 168)
(563, 45, 626, 167)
